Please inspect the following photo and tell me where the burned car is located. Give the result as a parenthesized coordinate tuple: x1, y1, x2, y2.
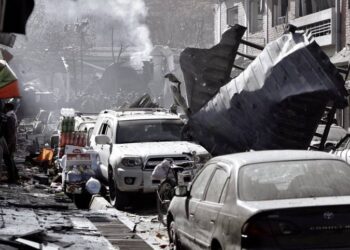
(167, 150, 350, 250)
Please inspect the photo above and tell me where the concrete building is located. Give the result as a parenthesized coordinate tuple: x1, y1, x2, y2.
(214, 0, 350, 128)
(214, 0, 347, 55)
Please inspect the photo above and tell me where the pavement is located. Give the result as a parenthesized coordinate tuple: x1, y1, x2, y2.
(89, 195, 169, 250)
(0, 149, 170, 250)
(0, 184, 115, 250)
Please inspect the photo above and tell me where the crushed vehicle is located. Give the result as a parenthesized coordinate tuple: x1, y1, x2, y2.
(179, 25, 348, 155)
(310, 124, 347, 151)
(168, 150, 350, 250)
(89, 108, 210, 209)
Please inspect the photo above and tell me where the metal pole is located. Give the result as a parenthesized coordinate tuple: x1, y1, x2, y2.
(335, 0, 341, 52)
(80, 31, 84, 91)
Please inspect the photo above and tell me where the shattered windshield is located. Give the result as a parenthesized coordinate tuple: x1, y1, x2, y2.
(116, 119, 183, 143)
(239, 160, 350, 201)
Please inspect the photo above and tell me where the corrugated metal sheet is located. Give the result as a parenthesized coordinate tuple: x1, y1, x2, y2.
(180, 25, 246, 114)
(184, 29, 348, 155)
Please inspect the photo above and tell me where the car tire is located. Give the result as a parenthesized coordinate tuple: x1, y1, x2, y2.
(211, 242, 222, 250)
(108, 167, 129, 210)
(73, 192, 92, 209)
(157, 179, 176, 226)
(168, 220, 183, 250)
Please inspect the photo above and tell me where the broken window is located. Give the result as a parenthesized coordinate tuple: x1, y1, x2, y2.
(227, 6, 238, 26)
(272, 0, 288, 27)
(297, 0, 334, 17)
(249, 0, 263, 33)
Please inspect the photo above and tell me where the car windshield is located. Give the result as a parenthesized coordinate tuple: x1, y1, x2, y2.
(239, 160, 350, 201)
(313, 125, 347, 142)
(116, 119, 184, 143)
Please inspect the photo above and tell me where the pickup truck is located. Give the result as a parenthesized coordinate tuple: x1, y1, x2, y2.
(90, 108, 210, 209)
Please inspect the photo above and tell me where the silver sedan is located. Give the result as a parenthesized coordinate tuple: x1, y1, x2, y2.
(167, 150, 350, 250)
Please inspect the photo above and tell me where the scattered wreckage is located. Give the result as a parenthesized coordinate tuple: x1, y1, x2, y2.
(178, 24, 348, 155)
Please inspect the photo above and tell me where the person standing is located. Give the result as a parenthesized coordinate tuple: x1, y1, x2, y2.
(2, 103, 19, 183)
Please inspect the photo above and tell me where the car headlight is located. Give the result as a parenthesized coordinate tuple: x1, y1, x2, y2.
(197, 154, 211, 164)
(122, 157, 143, 167)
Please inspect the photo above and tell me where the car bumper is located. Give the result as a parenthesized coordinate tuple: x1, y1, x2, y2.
(115, 168, 158, 193)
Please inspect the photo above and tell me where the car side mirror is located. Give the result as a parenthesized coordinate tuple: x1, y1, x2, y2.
(175, 185, 188, 197)
(95, 135, 111, 145)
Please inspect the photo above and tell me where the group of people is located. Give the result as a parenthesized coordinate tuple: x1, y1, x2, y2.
(0, 102, 18, 183)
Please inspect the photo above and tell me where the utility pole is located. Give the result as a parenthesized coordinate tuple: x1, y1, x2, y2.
(75, 19, 89, 91)
(80, 31, 84, 90)
(112, 26, 115, 63)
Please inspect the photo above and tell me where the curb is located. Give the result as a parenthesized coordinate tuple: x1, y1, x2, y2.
(89, 195, 164, 249)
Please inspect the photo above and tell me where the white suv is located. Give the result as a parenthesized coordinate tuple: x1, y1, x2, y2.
(90, 108, 210, 209)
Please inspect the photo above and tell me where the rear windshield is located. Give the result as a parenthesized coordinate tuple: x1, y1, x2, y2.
(239, 160, 350, 201)
(116, 119, 184, 143)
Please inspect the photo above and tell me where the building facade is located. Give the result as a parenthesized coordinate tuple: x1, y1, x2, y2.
(214, 0, 350, 128)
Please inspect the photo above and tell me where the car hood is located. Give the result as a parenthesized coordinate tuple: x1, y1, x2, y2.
(239, 196, 350, 214)
(113, 141, 208, 158)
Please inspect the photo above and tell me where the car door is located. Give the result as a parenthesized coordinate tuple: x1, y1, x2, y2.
(96, 119, 113, 180)
(194, 165, 229, 249)
(177, 164, 216, 250)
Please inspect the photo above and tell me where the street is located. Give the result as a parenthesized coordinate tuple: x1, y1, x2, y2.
(1, 0, 350, 249)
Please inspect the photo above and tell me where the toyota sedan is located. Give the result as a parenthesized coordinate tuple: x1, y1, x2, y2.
(167, 150, 350, 250)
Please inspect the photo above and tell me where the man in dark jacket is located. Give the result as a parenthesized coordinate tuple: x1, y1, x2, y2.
(2, 103, 19, 183)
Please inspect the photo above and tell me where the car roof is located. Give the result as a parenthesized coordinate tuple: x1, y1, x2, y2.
(99, 109, 181, 121)
(212, 150, 342, 169)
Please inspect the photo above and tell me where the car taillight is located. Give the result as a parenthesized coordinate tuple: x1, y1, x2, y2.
(241, 221, 275, 249)
(242, 222, 272, 238)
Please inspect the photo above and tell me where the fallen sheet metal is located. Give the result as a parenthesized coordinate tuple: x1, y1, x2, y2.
(184, 28, 348, 155)
(180, 25, 246, 114)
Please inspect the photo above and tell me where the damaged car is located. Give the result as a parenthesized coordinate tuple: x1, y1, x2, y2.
(167, 150, 350, 250)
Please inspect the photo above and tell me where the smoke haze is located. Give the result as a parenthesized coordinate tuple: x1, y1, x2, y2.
(36, 0, 153, 66)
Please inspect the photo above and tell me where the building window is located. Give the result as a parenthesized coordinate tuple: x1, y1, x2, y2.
(249, 0, 263, 33)
(227, 6, 239, 26)
(272, 0, 288, 27)
(297, 0, 334, 17)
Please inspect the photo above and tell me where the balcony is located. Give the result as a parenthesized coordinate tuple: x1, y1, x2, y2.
(290, 8, 335, 47)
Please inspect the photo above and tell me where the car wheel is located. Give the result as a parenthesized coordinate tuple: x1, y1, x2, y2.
(211, 241, 222, 250)
(108, 167, 129, 210)
(169, 220, 182, 250)
(157, 179, 176, 226)
(73, 192, 92, 209)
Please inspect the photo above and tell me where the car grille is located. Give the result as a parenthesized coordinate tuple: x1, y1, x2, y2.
(144, 156, 191, 170)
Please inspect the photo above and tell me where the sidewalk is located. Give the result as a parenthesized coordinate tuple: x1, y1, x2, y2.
(0, 183, 116, 249)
